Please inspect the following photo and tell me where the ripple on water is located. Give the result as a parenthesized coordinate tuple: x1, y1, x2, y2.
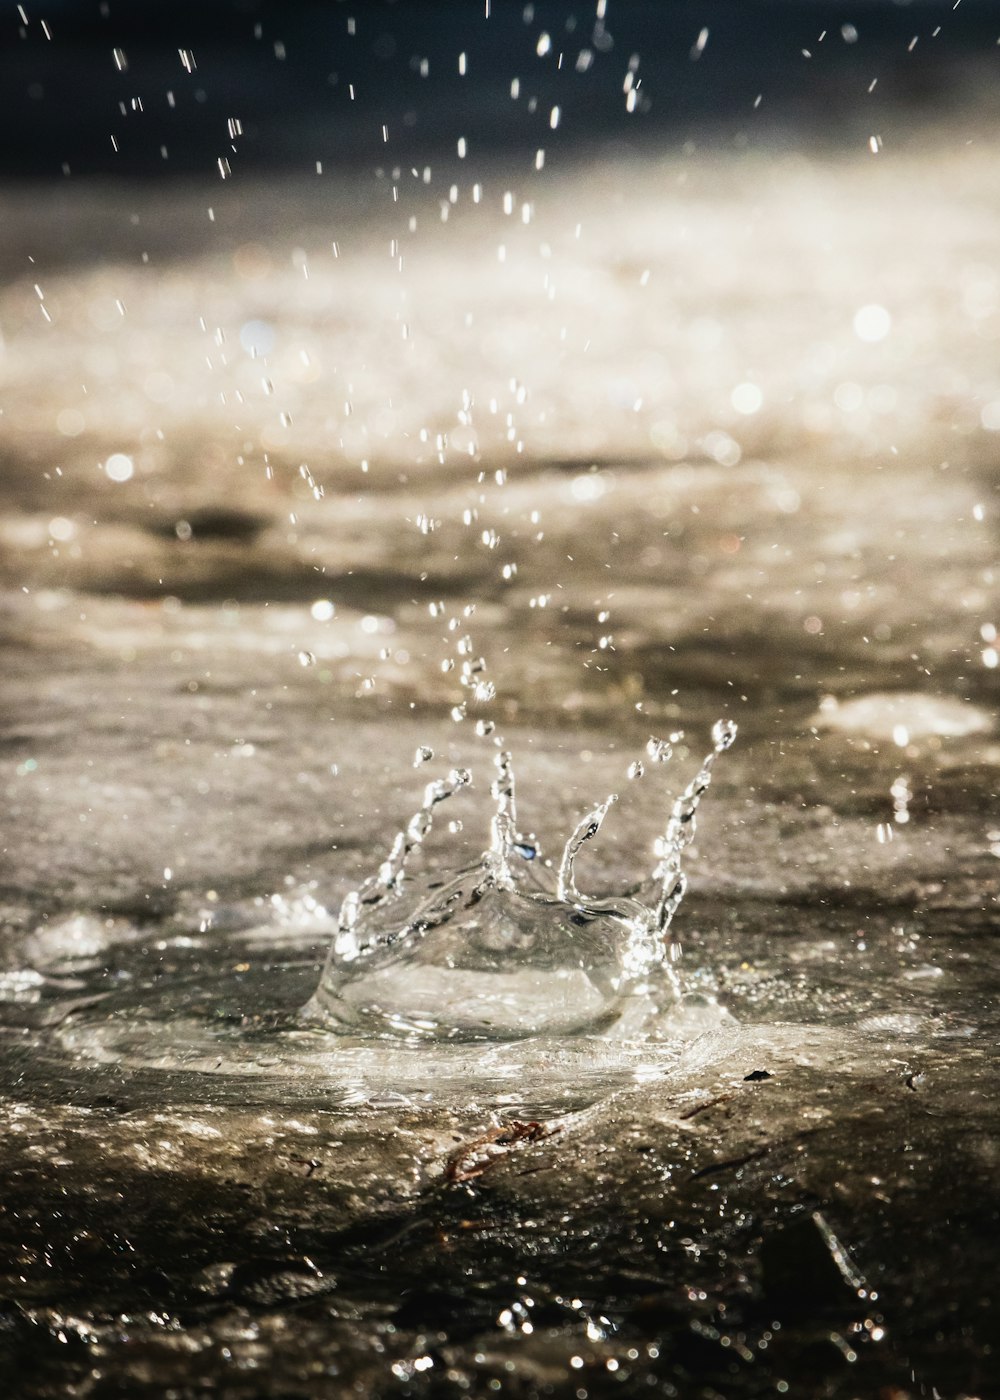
(48, 724, 741, 1108)
(307, 722, 736, 1041)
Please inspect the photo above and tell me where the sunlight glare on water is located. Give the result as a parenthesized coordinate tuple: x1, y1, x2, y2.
(2, 2, 1000, 1394)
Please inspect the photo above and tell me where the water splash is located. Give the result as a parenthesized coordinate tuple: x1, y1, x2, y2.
(332, 766, 473, 964)
(652, 716, 737, 939)
(305, 720, 736, 1041)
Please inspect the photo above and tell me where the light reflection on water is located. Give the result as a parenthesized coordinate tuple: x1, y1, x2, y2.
(1, 123, 1000, 1398)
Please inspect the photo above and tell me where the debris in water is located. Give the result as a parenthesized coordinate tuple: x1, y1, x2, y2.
(445, 1119, 559, 1183)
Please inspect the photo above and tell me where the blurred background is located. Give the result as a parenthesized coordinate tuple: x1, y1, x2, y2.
(3, 0, 1000, 899)
(3, 0, 1000, 180)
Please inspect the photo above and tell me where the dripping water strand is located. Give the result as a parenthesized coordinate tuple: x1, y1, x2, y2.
(558, 794, 617, 903)
(489, 750, 519, 884)
(334, 767, 471, 958)
(653, 718, 737, 935)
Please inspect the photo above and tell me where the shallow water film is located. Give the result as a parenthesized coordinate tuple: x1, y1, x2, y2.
(2, 4, 999, 1398)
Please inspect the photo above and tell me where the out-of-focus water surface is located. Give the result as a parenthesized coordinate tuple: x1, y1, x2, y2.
(2, 14, 1000, 1395)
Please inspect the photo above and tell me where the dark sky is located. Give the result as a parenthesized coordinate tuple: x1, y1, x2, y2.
(2, 0, 998, 178)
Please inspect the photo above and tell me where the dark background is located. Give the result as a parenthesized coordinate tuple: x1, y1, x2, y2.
(3, 0, 999, 179)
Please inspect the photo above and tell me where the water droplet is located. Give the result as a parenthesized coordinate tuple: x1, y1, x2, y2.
(712, 719, 738, 751)
(646, 737, 672, 764)
(691, 26, 709, 59)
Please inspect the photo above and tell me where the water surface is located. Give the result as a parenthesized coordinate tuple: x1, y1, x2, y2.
(2, 131, 999, 1397)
